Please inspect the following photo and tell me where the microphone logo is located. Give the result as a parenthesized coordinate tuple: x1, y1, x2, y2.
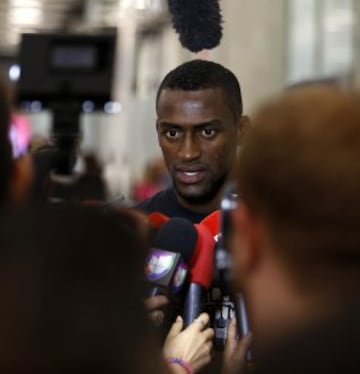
(145, 250, 176, 280)
(172, 262, 187, 293)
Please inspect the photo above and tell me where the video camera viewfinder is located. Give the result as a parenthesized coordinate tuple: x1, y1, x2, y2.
(17, 32, 117, 176)
(17, 32, 116, 108)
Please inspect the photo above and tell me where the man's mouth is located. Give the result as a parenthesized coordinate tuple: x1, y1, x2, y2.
(183, 171, 199, 177)
(175, 168, 207, 184)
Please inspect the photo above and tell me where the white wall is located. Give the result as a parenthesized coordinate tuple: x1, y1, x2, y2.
(287, 0, 354, 84)
(212, 0, 287, 113)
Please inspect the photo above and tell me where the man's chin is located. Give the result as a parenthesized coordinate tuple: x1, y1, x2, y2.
(173, 172, 228, 207)
(174, 185, 216, 206)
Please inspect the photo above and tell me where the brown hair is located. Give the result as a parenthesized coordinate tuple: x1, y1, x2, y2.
(237, 86, 360, 291)
(0, 205, 165, 373)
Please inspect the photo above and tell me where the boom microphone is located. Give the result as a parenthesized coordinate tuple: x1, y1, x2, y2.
(167, 0, 223, 53)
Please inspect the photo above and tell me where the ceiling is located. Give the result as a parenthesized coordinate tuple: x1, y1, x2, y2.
(0, 0, 82, 53)
(0, 0, 168, 54)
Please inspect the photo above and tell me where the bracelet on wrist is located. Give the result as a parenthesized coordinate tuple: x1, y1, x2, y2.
(166, 357, 194, 374)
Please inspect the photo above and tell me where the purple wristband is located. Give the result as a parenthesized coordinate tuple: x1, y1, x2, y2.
(166, 357, 194, 374)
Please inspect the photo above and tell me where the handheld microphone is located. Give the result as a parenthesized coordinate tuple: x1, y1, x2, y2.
(200, 210, 234, 347)
(233, 294, 250, 337)
(167, 0, 223, 53)
(200, 210, 221, 239)
(145, 217, 197, 298)
(220, 186, 252, 359)
(200, 210, 231, 289)
(183, 224, 215, 326)
(200, 201, 252, 356)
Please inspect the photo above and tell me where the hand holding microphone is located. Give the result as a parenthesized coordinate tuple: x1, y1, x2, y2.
(164, 313, 214, 373)
(222, 319, 252, 374)
(145, 295, 169, 312)
(145, 216, 198, 330)
(145, 295, 170, 327)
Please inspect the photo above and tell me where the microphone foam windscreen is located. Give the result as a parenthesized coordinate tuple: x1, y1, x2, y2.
(200, 210, 221, 238)
(147, 212, 169, 229)
(153, 217, 197, 262)
(189, 224, 215, 288)
(167, 0, 223, 53)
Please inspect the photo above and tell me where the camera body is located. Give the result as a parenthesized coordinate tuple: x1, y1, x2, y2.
(18, 32, 116, 110)
(17, 32, 116, 176)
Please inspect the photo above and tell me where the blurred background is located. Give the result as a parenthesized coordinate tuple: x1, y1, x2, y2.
(0, 0, 358, 201)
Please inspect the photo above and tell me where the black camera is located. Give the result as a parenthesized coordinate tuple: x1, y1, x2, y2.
(18, 32, 116, 109)
(17, 32, 116, 176)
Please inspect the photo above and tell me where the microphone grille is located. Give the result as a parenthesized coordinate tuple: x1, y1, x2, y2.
(153, 217, 197, 262)
(167, 0, 223, 53)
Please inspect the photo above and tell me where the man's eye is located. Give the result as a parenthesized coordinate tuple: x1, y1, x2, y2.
(201, 128, 216, 138)
(165, 129, 180, 139)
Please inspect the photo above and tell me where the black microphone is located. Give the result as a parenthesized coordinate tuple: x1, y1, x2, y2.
(233, 294, 250, 337)
(220, 185, 253, 360)
(167, 0, 223, 52)
(183, 223, 215, 327)
(145, 217, 197, 299)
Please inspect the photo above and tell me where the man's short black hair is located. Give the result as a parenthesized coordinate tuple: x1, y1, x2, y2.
(156, 59, 243, 119)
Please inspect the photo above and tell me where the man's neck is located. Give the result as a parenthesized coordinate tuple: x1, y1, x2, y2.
(175, 190, 223, 215)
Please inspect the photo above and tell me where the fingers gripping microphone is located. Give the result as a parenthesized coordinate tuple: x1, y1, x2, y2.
(167, 0, 223, 53)
(183, 224, 215, 327)
(145, 217, 197, 298)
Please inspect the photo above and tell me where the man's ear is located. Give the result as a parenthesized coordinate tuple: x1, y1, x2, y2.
(230, 203, 261, 288)
(236, 115, 250, 146)
(156, 119, 161, 145)
(9, 155, 33, 204)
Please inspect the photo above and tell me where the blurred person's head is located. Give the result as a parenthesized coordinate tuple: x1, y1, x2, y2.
(156, 59, 248, 214)
(231, 86, 360, 344)
(0, 73, 32, 208)
(83, 153, 103, 176)
(0, 205, 166, 373)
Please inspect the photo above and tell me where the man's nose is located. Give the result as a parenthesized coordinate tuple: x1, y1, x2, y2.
(178, 134, 201, 161)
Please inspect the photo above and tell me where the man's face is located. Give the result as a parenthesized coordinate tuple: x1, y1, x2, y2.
(156, 88, 241, 205)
